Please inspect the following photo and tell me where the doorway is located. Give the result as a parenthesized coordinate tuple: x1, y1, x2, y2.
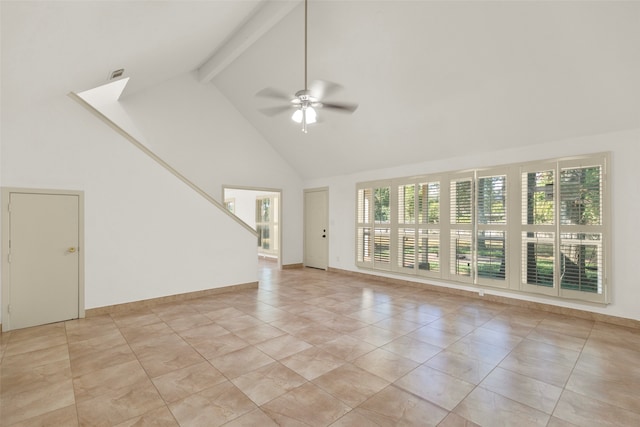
(2, 188, 84, 331)
(223, 186, 282, 268)
(304, 187, 328, 270)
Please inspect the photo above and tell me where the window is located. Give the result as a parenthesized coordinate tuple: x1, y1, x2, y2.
(373, 186, 391, 269)
(356, 153, 609, 304)
(521, 166, 556, 294)
(519, 159, 607, 302)
(356, 184, 392, 270)
(450, 175, 474, 283)
(476, 171, 508, 286)
(558, 162, 604, 301)
(417, 181, 440, 275)
(356, 188, 372, 264)
(397, 183, 416, 272)
(396, 181, 441, 275)
(256, 195, 279, 256)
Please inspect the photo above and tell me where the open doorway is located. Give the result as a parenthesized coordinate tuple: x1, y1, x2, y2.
(223, 186, 282, 268)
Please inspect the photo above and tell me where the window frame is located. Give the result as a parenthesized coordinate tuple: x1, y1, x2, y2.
(475, 167, 511, 289)
(355, 153, 610, 305)
(519, 160, 560, 296)
(447, 171, 475, 284)
(556, 157, 608, 303)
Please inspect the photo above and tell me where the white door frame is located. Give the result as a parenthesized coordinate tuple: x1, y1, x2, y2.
(1, 187, 85, 331)
(304, 187, 329, 270)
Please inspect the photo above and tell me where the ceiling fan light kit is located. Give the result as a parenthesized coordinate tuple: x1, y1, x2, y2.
(257, 0, 358, 133)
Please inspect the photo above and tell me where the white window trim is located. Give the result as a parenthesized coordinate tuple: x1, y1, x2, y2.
(355, 152, 610, 305)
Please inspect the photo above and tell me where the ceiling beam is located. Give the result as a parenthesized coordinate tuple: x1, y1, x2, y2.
(197, 0, 299, 83)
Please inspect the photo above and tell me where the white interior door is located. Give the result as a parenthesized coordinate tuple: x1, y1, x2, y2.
(7, 192, 80, 330)
(304, 188, 328, 269)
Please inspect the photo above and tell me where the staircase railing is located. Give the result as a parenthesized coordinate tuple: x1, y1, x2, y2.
(68, 91, 258, 237)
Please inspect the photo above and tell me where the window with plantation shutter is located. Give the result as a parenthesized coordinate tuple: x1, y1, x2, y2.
(451, 179, 472, 225)
(558, 164, 604, 299)
(418, 229, 440, 273)
(398, 184, 415, 225)
(450, 176, 473, 283)
(398, 227, 416, 270)
(417, 181, 440, 275)
(477, 176, 506, 225)
(397, 183, 416, 272)
(396, 181, 441, 275)
(356, 187, 372, 266)
(451, 229, 472, 278)
(560, 166, 601, 226)
(418, 182, 439, 224)
(355, 153, 608, 305)
(477, 173, 507, 285)
(560, 233, 601, 293)
(521, 232, 555, 288)
(518, 159, 607, 302)
(520, 167, 557, 295)
(373, 186, 391, 269)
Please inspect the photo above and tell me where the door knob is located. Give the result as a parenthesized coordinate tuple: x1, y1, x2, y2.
(68, 247, 77, 253)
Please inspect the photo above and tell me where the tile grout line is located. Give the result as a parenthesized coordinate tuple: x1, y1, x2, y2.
(109, 313, 179, 426)
(64, 321, 83, 427)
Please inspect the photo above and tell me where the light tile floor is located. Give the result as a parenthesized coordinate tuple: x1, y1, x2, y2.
(1, 261, 640, 426)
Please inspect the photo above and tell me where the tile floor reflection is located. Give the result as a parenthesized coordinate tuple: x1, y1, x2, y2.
(1, 260, 640, 426)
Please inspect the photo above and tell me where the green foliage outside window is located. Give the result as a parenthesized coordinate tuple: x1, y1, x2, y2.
(374, 187, 390, 223)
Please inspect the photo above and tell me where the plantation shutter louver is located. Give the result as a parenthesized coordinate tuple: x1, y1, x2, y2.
(450, 176, 473, 282)
(476, 172, 508, 286)
(356, 187, 373, 265)
(397, 183, 417, 271)
(418, 182, 440, 275)
(355, 153, 607, 304)
(559, 164, 604, 298)
(520, 167, 557, 295)
(373, 186, 391, 269)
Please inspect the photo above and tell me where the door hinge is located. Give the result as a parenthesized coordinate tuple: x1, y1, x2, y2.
(7, 253, 11, 263)
(7, 304, 12, 314)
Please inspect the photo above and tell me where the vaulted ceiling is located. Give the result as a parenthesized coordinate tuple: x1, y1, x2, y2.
(3, 0, 640, 180)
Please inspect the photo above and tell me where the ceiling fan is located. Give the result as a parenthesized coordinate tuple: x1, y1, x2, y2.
(256, 0, 358, 133)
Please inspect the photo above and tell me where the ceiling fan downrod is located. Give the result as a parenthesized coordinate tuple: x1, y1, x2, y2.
(255, 0, 358, 133)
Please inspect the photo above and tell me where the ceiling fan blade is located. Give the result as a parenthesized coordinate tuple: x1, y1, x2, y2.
(308, 80, 343, 100)
(319, 102, 358, 113)
(256, 87, 292, 101)
(259, 105, 294, 117)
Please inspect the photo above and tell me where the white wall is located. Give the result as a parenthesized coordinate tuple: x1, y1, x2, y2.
(305, 128, 640, 321)
(0, 85, 259, 324)
(116, 73, 304, 266)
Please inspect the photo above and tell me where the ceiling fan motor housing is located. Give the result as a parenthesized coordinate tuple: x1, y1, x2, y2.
(295, 90, 318, 108)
